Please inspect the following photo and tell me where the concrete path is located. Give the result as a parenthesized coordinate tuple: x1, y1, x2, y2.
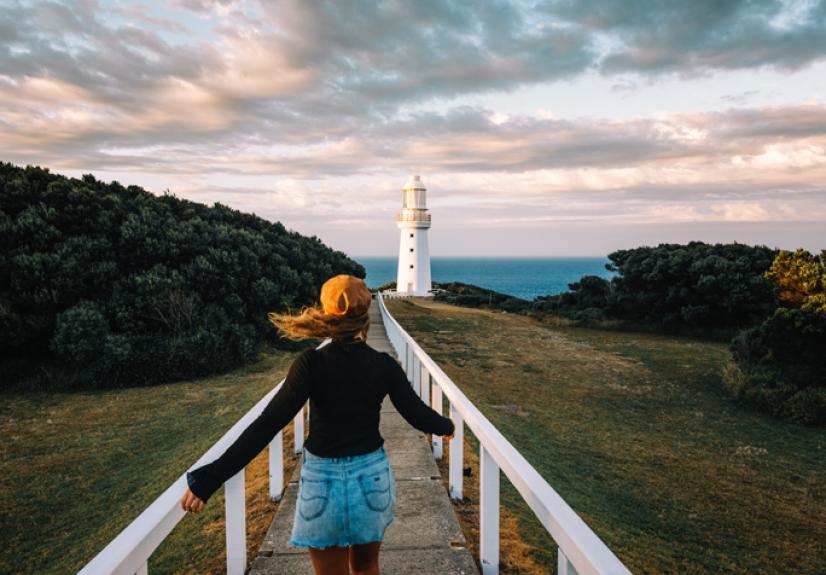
(248, 297, 479, 574)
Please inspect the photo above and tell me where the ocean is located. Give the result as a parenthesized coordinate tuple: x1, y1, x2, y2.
(354, 256, 616, 301)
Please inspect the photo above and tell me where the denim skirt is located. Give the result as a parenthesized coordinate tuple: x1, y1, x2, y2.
(289, 444, 397, 549)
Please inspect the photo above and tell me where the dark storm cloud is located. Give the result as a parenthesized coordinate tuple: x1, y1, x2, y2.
(271, 0, 596, 104)
(541, 0, 826, 75)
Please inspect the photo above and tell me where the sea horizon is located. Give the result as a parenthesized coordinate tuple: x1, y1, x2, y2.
(354, 255, 616, 301)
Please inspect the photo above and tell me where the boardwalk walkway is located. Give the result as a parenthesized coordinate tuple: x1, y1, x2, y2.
(249, 298, 480, 574)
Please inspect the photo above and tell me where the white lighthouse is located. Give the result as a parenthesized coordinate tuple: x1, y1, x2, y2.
(395, 175, 433, 296)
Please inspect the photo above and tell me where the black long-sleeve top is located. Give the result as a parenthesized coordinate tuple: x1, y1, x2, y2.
(186, 339, 455, 503)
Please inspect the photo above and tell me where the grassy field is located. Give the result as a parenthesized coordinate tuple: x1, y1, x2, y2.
(0, 346, 309, 574)
(386, 298, 826, 575)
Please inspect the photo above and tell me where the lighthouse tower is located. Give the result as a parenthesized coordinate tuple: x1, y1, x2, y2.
(396, 175, 432, 296)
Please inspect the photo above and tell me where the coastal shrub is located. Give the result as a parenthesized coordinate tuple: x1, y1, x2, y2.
(531, 242, 778, 335)
(725, 249, 826, 424)
(1, 162, 364, 390)
(50, 300, 110, 367)
(604, 241, 778, 329)
(432, 281, 532, 313)
(726, 307, 826, 424)
(566, 275, 611, 309)
(764, 248, 826, 315)
(571, 307, 608, 323)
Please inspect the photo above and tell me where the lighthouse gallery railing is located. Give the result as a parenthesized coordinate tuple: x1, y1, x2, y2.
(377, 290, 632, 575)
(396, 211, 431, 222)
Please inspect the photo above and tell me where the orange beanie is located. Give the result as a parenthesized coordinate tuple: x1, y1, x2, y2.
(320, 274, 372, 317)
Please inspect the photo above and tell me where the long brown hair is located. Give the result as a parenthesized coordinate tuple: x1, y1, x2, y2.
(267, 304, 370, 343)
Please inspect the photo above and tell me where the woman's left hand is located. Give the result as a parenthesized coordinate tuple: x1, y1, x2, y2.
(181, 488, 206, 513)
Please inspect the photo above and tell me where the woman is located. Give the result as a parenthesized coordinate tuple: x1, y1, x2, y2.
(180, 274, 455, 575)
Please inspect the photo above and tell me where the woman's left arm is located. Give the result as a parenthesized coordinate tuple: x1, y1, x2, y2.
(183, 348, 314, 506)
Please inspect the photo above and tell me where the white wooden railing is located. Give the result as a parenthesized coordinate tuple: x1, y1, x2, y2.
(80, 292, 632, 575)
(78, 338, 331, 575)
(379, 290, 436, 299)
(377, 290, 632, 575)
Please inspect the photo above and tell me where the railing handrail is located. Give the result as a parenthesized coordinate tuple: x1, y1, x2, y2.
(78, 338, 332, 575)
(377, 290, 632, 575)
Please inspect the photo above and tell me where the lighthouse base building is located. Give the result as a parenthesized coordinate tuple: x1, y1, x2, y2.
(395, 175, 433, 296)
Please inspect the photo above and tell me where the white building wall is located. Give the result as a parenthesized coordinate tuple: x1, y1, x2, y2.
(414, 228, 431, 293)
(395, 175, 432, 296)
(396, 225, 432, 294)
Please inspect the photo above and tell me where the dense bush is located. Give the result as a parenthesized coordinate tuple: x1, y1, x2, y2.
(764, 248, 826, 315)
(432, 281, 534, 313)
(562, 275, 611, 309)
(0, 162, 364, 389)
(533, 242, 779, 335)
(725, 249, 826, 424)
(540, 275, 612, 323)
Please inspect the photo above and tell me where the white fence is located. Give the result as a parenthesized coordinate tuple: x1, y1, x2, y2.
(377, 289, 441, 299)
(78, 338, 331, 575)
(377, 291, 632, 575)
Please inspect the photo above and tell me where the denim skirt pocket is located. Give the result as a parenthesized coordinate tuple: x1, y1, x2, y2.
(298, 476, 331, 521)
(358, 465, 392, 512)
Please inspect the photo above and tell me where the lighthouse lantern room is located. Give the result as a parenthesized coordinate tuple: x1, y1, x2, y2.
(395, 175, 433, 296)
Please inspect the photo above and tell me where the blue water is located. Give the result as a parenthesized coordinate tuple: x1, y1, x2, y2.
(354, 257, 616, 301)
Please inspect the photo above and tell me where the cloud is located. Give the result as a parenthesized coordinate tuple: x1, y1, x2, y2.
(541, 0, 826, 75)
(4, 0, 826, 156)
(1, 0, 825, 255)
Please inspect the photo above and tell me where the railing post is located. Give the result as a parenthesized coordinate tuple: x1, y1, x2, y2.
(293, 402, 304, 455)
(135, 562, 148, 575)
(558, 549, 580, 575)
(431, 382, 443, 459)
(420, 363, 430, 411)
(225, 470, 246, 575)
(449, 403, 463, 500)
(480, 444, 500, 574)
(412, 354, 421, 396)
(269, 429, 284, 501)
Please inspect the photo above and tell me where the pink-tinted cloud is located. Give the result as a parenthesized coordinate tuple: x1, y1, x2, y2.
(1, 0, 825, 256)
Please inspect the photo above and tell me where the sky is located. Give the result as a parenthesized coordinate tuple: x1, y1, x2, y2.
(1, 0, 825, 257)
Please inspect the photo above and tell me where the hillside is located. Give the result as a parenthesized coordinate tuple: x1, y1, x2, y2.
(385, 297, 825, 574)
(0, 346, 304, 575)
(0, 162, 363, 389)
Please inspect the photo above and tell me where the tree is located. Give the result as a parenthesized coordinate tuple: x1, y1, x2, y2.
(0, 161, 366, 390)
(724, 247, 826, 424)
(764, 248, 826, 316)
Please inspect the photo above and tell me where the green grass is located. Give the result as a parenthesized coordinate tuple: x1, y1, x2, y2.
(0, 346, 306, 575)
(386, 298, 826, 575)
